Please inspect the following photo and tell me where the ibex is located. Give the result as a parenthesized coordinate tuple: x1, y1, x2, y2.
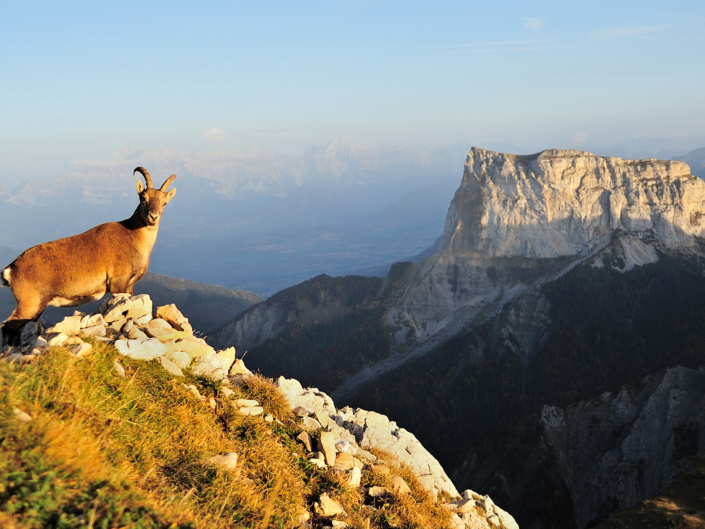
(1, 167, 176, 346)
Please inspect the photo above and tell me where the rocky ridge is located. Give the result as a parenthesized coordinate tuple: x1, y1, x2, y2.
(1, 293, 518, 529)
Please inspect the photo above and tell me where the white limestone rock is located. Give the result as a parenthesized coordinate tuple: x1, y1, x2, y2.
(114, 338, 166, 360)
(275, 375, 458, 499)
(156, 355, 184, 377)
(190, 351, 228, 381)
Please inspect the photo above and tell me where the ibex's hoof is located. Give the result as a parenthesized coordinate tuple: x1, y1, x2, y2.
(1, 320, 30, 348)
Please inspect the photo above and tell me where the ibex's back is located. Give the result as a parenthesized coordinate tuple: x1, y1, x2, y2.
(1, 167, 177, 346)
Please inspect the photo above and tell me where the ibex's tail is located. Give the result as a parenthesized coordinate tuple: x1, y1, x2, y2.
(2, 267, 10, 287)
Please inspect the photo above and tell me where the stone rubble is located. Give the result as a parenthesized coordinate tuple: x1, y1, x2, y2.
(0, 293, 518, 529)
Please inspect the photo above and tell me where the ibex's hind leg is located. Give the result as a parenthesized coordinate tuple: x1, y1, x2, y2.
(1, 294, 47, 348)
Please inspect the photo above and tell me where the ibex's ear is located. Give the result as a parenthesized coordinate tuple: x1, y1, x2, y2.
(136, 180, 145, 194)
(165, 188, 177, 202)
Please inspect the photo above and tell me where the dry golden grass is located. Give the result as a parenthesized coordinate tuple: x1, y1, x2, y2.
(0, 341, 458, 528)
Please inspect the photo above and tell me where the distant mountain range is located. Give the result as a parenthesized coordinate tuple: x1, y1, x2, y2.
(0, 139, 462, 296)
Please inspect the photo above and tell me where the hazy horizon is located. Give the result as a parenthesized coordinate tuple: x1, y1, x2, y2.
(2, 1, 704, 187)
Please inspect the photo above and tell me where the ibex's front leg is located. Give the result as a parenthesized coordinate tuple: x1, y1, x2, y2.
(1, 294, 46, 347)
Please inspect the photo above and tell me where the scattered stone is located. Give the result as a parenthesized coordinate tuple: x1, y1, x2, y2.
(105, 327, 121, 337)
(314, 493, 345, 518)
(301, 417, 322, 430)
(128, 327, 149, 340)
(309, 457, 326, 469)
(235, 399, 259, 407)
(113, 359, 126, 378)
(335, 439, 351, 453)
(297, 431, 313, 452)
(389, 475, 411, 495)
(64, 336, 83, 345)
(331, 521, 349, 529)
(209, 397, 216, 409)
(81, 324, 107, 337)
(216, 347, 236, 371)
(156, 304, 193, 333)
(220, 387, 235, 398)
(31, 336, 48, 349)
(45, 333, 67, 347)
(238, 406, 263, 416)
(294, 406, 313, 417)
(144, 326, 177, 342)
(148, 318, 172, 330)
(175, 335, 214, 358)
(372, 464, 390, 475)
(84, 314, 105, 328)
(334, 452, 355, 471)
(183, 384, 205, 401)
(207, 452, 238, 471)
(134, 314, 151, 325)
(12, 407, 32, 422)
(367, 486, 388, 498)
(114, 338, 166, 360)
(156, 355, 184, 377)
(191, 351, 227, 381)
(229, 358, 252, 375)
(102, 295, 132, 322)
(126, 294, 152, 320)
(264, 414, 274, 423)
(121, 319, 134, 333)
(47, 316, 82, 335)
(68, 342, 92, 358)
(20, 322, 39, 347)
(315, 409, 330, 428)
(165, 349, 191, 369)
(318, 431, 337, 466)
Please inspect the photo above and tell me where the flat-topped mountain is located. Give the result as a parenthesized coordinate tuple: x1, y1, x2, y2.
(444, 148, 702, 258)
(390, 147, 705, 347)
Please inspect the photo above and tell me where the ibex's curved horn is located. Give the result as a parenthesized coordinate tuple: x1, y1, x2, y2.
(133, 167, 153, 189)
(160, 174, 177, 191)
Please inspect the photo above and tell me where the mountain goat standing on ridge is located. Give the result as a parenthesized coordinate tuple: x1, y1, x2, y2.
(1, 167, 176, 346)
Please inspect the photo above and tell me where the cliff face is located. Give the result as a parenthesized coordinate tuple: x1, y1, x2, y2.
(444, 148, 703, 257)
(393, 148, 705, 343)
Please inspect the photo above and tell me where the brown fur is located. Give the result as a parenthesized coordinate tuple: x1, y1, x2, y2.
(1, 167, 176, 346)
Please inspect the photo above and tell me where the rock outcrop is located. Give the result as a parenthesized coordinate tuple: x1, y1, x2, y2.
(393, 148, 705, 344)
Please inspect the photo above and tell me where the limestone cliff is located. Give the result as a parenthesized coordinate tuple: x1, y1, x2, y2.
(393, 148, 705, 344)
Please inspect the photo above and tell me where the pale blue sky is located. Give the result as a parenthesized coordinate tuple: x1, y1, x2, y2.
(1, 1, 704, 185)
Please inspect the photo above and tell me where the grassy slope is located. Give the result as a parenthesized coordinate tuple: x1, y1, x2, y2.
(0, 341, 452, 529)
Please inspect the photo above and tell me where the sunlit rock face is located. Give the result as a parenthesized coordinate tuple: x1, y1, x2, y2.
(394, 148, 705, 343)
(443, 148, 704, 257)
